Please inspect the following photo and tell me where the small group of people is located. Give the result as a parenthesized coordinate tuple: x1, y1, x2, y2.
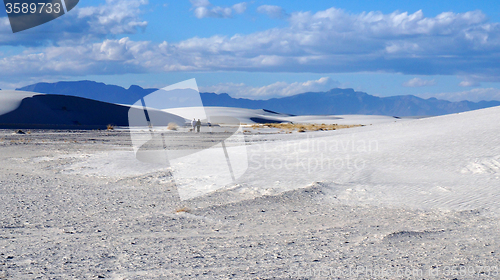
(191, 118, 201, 132)
(191, 118, 213, 133)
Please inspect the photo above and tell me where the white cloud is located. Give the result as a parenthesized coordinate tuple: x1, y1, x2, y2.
(456, 74, 500, 87)
(232, 3, 247, 14)
(459, 80, 480, 87)
(170, 8, 500, 76)
(0, 37, 152, 78)
(402, 78, 436, 87)
(0, 17, 9, 29)
(257, 5, 287, 19)
(0, 0, 148, 46)
(77, 0, 148, 34)
(420, 88, 500, 102)
(190, 1, 247, 19)
(194, 6, 232, 19)
(2, 7, 500, 84)
(200, 77, 339, 98)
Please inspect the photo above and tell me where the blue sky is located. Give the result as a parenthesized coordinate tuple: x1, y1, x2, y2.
(2, 0, 500, 101)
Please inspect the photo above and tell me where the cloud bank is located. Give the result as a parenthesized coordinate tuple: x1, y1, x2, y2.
(402, 78, 436, 87)
(0, 0, 148, 46)
(200, 77, 339, 99)
(2, 6, 500, 88)
(190, 0, 247, 19)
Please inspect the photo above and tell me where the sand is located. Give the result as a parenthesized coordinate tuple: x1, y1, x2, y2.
(1, 107, 500, 279)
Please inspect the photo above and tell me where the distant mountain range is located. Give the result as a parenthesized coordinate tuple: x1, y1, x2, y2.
(17, 80, 500, 116)
(18, 81, 157, 105)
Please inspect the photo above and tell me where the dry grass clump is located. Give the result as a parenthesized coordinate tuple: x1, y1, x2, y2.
(107, 124, 114, 131)
(251, 123, 362, 132)
(175, 207, 191, 214)
(167, 122, 179, 131)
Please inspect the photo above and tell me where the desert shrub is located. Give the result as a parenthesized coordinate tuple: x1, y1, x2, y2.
(175, 207, 191, 213)
(167, 122, 179, 130)
(250, 122, 362, 132)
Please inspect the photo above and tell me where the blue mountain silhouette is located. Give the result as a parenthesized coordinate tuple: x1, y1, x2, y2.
(17, 81, 500, 116)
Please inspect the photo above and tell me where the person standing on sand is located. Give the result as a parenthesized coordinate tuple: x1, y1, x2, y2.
(196, 119, 201, 133)
(191, 118, 196, 132)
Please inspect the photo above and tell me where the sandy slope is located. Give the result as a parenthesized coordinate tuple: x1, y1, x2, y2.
(164, 106, 404, 125)
(1, 106, 500, 279)
(0, 91, 38, 116)
(240, 105, 500, 214)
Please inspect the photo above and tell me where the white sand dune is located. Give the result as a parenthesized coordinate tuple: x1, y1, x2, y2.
(0, 90, 184, 129)
(0, 90, 407, 129)
(240, 105, 500, 213)
(2, 89, 495, 213)
(0, 90, 38, 115)
(165, 106, 405, 125)
(47, 102, 500, 214)
(1, 103, 500, 279)
(165, 106, 296, 124)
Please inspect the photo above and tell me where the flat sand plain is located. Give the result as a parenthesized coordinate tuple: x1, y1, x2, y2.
(1, 129, 499, 279)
